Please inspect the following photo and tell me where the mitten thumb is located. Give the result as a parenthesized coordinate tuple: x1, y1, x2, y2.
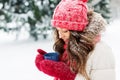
(37, 49, 47, 55)
(35, 53, 45, 71)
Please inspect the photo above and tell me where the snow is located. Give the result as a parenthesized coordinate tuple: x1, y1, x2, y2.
(0, 39, 54, 80)
(0, 19, 120, 80)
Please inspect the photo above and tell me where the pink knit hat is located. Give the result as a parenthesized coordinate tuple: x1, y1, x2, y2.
(51, 0, 88, 31)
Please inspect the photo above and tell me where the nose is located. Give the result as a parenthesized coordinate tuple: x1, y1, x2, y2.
(59, 32, 64, 39)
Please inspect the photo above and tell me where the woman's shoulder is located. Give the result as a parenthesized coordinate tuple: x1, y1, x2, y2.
(94, 40, 112, 52)
(75, 41, 116, 80)
(88, 40, 115, 69)
(92, 40, 113, 53)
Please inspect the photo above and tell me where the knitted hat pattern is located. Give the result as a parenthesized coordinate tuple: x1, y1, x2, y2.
(51, 0, 88, 31)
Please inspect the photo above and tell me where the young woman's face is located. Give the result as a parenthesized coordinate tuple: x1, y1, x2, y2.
(56, 27, 70, 42)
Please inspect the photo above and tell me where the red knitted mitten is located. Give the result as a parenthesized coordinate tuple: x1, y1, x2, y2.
(37, 49, 47, 55)
(35, 49, 47, 71)
(39, 60, 76, 80)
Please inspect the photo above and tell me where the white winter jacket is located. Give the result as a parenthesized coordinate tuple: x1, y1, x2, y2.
(75, 41, 115, 80)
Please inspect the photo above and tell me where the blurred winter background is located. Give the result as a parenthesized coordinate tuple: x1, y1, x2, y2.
(0, 0, 120, 80)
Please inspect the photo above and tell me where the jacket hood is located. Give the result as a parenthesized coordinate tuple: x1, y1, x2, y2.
(83, 11, 107, 40)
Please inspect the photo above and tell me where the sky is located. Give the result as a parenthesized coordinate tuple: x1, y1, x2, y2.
(0, 19, 120, 80)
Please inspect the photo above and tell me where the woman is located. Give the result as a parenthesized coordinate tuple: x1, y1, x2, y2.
(35, 0, 115, 80)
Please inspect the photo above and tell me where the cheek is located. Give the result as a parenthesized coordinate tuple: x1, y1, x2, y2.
(65, 32, 70, 39)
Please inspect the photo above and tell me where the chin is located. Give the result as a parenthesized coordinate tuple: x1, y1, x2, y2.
(64, 39, 69, 44)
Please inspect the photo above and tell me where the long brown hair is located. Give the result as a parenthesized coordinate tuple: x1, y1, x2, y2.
(53, 29, 94, 80)
(53, 10, 106, 80)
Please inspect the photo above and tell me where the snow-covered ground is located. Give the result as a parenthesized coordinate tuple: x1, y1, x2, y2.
(0, 19, 120, 80)
(0, 39, 54, 80)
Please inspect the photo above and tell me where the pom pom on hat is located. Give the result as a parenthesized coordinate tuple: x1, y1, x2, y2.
(61, 0, 88, 2)
(82, 0, 88, 2)
(51, 0, 88, 31)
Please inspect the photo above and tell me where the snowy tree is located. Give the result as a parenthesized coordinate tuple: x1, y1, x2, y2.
(88, 0, 111, 23)
(0, 0, 60, 40)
